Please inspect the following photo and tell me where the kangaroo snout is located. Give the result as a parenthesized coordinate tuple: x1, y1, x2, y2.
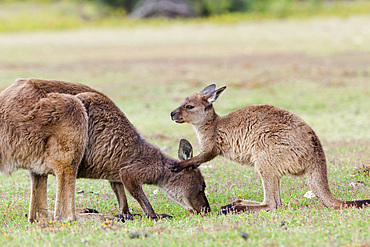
(188, 193, 211, 215)
(170, 109, 183, 123)
(170, 111, 176, 120)
(202, 196, 211, 213)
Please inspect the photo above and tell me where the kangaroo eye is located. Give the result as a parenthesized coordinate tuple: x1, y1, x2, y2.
(185, 105, 194, 109)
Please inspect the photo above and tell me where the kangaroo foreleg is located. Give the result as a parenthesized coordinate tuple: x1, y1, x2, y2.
(120, 164, 171, 219)
(109, 181, 136, 220)
(170, 147, 219, 172)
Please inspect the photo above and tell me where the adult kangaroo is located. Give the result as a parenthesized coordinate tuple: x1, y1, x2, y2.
(0, 78, 210, 222)
(170, 84, 370, 213)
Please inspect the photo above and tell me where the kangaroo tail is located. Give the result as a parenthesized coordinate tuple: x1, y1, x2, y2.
(307, 165, 370, 209)
(306, 164, 343, 209)
(307, 156, 370, 209)
(306, 134, 369, 209)
(344, 200, 370, 208)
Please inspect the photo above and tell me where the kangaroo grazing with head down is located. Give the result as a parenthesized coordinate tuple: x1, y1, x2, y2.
(170, 84, 370, 213)
(0, 78, 210, 222)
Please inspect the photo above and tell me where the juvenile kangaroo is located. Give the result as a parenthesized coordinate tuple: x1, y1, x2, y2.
(170, 84, 370, 213)
(0, 78, 209, 222)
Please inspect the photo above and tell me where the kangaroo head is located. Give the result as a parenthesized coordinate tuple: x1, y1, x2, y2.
(163, 139, 210, 214)
(170, 84, 226, 125)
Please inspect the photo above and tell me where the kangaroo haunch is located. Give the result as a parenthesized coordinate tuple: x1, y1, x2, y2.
(0, 78, 210, 222)
(170, 84, 369, 213)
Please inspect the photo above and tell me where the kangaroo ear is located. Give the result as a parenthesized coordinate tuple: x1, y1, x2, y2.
(206, 86, 226, 104)
(178, 139, 193, 161)
(200, 84, 216, 95)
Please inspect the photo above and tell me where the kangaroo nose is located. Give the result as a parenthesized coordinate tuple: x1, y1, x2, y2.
(170, 111, 176, 119)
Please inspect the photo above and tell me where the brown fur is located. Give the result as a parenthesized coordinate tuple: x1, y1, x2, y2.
(0, 78, 210, 222)
(170, 84, 370, 213)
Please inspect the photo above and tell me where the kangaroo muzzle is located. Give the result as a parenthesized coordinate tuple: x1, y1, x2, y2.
(170, 109, 184, 123)
(170, 111, 177, 120)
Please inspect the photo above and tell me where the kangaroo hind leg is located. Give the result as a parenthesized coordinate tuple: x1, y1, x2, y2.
(28, 172, 51, 222)
(38, 93, 88, 221)
(219, 199, 261, 215)
(220, 157, 282, 215)
(45, 133, 84, 222)
(220, 175, 281, 214)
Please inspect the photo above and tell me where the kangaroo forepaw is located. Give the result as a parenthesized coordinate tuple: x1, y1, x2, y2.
(157, 214, 173, 219)
(113, 213, 141, 222)
(218, 203, 238, 215)
(169, 162, 184, 173)
(149, 213, 173, 220)
(113, 214, 126, 223)
(157, 213, 173, 219)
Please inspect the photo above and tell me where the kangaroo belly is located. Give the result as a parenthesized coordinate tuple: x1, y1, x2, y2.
(217, 137, 254, 166)
(76, 162, 121, 181)
(221, 150, 253, 166)
(0, 157, 53, 175)
(217, 128, 311, 176)
(219, 137, 309, 177)
(20, 159, 53, 175)
(0, 121, 51, 175)
(77, 147, 129, 182)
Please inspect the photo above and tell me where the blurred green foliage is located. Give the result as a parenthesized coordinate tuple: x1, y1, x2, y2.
(86, 0, 324, 16)
(92, 0, 135, 11)
(0, 0, 369, 32)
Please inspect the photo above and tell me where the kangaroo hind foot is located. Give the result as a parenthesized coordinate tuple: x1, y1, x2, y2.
(219, 199, 268, 215)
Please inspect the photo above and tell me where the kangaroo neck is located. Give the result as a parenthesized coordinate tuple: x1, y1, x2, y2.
(134, 138, 176, 186)
(157, 154, 177, 186)
(192, 109, 219, 148)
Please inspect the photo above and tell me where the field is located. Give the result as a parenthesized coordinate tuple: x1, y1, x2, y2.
(0, 14, 369, 246)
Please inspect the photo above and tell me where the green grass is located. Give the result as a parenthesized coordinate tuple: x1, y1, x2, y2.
(0, 14, 369, 246)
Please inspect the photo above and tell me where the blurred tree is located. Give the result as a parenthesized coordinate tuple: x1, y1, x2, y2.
(229, 0, 255, 12)
(93, 0, 137, 11)
(91, 0, 253, 16)
(189, 0, 256, 16)
(129, 0, 195, 18)
(195, 0, 231, 15)
(88, 0, 324, 17)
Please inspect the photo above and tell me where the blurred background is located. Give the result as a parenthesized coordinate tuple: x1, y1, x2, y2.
(1, 0, 370, 31)
(0, 0, 369, 147)
(0, 2, 369, 245)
